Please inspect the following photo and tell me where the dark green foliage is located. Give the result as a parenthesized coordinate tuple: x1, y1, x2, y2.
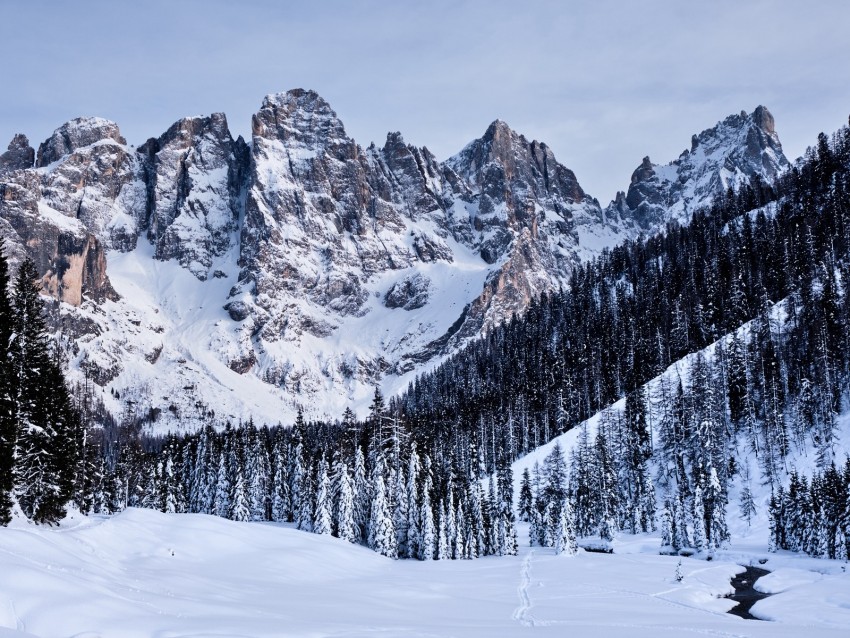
(0, 240, 15, 524)
(10, 259, 79, 523)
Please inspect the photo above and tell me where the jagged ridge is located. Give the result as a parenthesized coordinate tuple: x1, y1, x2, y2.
(0, 92, 788, 430)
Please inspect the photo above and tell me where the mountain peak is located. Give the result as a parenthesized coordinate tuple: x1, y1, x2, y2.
(752, 104, 775, 135)
(36, 116, 126, 168)
(615, 105, 789, 228)
(252, 89, 348, 149)
(0, 133, 35, 173)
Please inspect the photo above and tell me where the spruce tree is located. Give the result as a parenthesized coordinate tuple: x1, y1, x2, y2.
(554, 495, 578, 556)
(334, 460, 356, 542)
(11, 259, 78, 524)
(0, 240, 13, 525)
(368, 460, 397, 558)
(313, 454, 332, 535)
(518, 468, 534, 522)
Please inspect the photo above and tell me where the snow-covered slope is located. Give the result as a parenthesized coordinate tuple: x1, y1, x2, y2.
(511, 297, 850, 553)
(0, 94, 789, 430)
(0, 507, 847, 637)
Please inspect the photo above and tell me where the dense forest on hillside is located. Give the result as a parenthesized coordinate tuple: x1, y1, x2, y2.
(4, 119, 850, 562)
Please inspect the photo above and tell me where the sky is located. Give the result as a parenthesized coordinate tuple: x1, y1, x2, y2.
(1, 0, 849, 203)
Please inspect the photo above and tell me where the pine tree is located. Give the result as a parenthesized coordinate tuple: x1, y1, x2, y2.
(660, 499, 674, 550)
(0, 240, 14, 525)
(739, 463, 757, 527)
(368, 460, 397, 558)
(271, 446, 288, 522)
(554, 496, 578, 556)
(518, 468, 534, 522)
(313, 454, 332, 535)
(352, 445, 369, 543)
(692, 484, 707, 552)
(11, 259, 78, 524)
(436, 500, 449, 560)
(229, 469, 251, 522)
(405, 442, 422, 559)
(334, 460, 356, 543)
(419, 472, 437, 560)
(214, 451, 230, 518)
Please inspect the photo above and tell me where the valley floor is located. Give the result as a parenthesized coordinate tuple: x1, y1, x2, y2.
(1, 509, 848, 637)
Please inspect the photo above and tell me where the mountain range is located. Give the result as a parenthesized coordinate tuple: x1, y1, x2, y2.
(0, 90, 788, 430)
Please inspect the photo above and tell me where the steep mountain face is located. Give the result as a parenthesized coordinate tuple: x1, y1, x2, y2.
(0, 92, 789, 430)
(445, 120, 623, 337)
(138, 113, 249, 280)
(0, 118, 129, 306)
(608, 106, 789, 228)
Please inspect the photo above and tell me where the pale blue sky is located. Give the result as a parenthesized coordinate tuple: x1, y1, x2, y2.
(1, 0, 849, 202)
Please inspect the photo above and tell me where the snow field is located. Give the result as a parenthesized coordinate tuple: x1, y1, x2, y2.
(1, 509, 849, 637)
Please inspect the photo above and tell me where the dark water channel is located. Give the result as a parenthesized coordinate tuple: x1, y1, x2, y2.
(727, 566, 771, 620)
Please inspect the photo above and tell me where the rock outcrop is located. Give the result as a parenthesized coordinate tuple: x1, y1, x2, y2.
(0, 134, 35, 174)
(611, 106, 789, 228)
(138, 113, 249, 279)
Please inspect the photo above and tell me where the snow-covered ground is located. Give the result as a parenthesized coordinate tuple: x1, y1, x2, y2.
(1, 508, 848, 637)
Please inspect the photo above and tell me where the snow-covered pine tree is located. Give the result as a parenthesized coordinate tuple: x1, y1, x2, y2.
(420, 484, 436, 560)
(368, 461, 397, 558)
(11, 259, 78, 524)
(229, 468, 251, 522)
(692, 483, 707, 552)
(0, 240, 14, 526)
(445, 486, 457, 559)
(313, 454, 332, 535)
(393, 461, 409, 557)
(334, 460, 356, 543)
(518, 468, 533, 523)
(247, 428, 270, 521)
(287, 411, 306, 523)
(352, 445, 369, 543)
(405, 442, 422, 559)
(214, 450, 230, 518)
(739, 462, 757, 527)
(271, 444, 288, 522)
(706, 467, 728, 550)
(554, 495, 578, 556)
(660, 499, 674, 551)
(436, 499, 449, 560)
(468, 481, 485, 558)
(454, 497, 468, 559)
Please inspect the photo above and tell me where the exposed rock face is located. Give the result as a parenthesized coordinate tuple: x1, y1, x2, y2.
(0, 132, 118, 304)
(0, 91, 791, 430)
(37, 117, 127, 167)
(612, 106, 789, 228)
(385, 273, 430, 310)
(445, 119, 616, 335)
(37, 117, 145, 252)
(0, 134, 35, 174)
(138, 113, 249, 279)
(233, 90, 458, 340)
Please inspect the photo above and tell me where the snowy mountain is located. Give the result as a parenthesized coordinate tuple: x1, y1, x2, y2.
(0, 93, 788, 430)
(607, 106, 789, 228)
